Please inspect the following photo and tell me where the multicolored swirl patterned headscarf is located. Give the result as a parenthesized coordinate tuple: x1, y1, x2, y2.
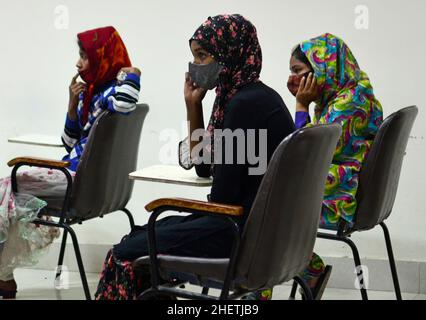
(77, 26, 131, 125)
(191, 14, 262, 151)
(298, 33, 383, 227)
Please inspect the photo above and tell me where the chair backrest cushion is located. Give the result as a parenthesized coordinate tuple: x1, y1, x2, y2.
(235, 124, 341, 290)
(68, 104, 149, 220)
(354, 106, 418, 231)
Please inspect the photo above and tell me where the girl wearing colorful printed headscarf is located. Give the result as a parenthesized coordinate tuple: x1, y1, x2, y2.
(0, 26, 141, 299)
(245, 33, 383, 300)
(94, 14, 294, 300)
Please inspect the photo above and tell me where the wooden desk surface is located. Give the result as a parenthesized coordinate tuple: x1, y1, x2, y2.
(130, 165, 213, 187)
(8, 134, 64, 148)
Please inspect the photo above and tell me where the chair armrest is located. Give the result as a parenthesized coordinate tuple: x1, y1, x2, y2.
(145, 197, 244, 217)
(144, 198, 243, 289)
(8, 157, 73, 222)
(8, 157, 71, 169)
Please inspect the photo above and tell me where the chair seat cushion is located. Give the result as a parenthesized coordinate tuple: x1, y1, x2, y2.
(38, 195, 66, 218)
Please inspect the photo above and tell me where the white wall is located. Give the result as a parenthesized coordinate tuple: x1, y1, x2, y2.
(0, 0, 424, 262)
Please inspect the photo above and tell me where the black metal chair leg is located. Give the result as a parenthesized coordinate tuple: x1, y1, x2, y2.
(219, 286, 230, 300)
(202, 287, 209, 295)
(380, 222, 402, 300)
(138, 288, 160, 300)
(293, 276, 313, 300)
(122, 208, 135, 230)
(55, 230, 68, 279)
(63, 225, 91, 300)
(289, 281, 298, 299)
(318, 232, 368, 300)
(340, 237, 368, 301)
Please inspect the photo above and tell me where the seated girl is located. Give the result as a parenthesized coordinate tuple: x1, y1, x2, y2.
(244, 33, 383, 300)
(0, 26, 141, 299)
(94, 14, 295, 300)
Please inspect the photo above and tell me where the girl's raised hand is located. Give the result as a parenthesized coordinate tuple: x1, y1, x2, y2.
(296, 72, 320, 110)
(119, 67, 141, 77)
(68, 73, 86, 120)
(184, 72, 207, 110)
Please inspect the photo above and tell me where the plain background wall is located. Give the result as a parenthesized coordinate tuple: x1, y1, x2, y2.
(0, 0, 424, 262)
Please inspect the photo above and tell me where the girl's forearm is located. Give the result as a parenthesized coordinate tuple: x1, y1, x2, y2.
(296, 101, 309, 113)
(67, 106, 78, 121)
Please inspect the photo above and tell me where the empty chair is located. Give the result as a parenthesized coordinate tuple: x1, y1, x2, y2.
(8, 103, 149, 300)
(133, 124, 341, 300)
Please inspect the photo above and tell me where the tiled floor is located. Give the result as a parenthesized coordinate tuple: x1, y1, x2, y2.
(8, 268, 426, 300)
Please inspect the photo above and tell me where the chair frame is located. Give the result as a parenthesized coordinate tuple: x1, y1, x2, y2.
(7, 157, 135, 300)
(314, 220, 400, 300)
(6, 103, 150, 300)
(290, 106, 418, 301)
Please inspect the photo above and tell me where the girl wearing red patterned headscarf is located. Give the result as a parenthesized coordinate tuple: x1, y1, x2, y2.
(0, 26, 141, 299)
(62, 26, 141, 171)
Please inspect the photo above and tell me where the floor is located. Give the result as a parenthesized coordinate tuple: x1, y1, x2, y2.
(7, 268, 426, 300)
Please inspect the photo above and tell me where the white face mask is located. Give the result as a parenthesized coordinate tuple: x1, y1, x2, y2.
(188, 61, 223, 90)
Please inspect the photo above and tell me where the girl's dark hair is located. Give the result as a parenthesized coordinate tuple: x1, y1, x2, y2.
(292, 45, 313, 70)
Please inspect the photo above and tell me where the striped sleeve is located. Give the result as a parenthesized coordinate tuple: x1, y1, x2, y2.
(61, 111, 82, 153)
(102, 73, 140, 114)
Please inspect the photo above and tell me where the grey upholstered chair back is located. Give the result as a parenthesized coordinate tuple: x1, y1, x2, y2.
(68, 104, 149, 220)
(353, 106, 418, 231)
(235, 124, 341, 290)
